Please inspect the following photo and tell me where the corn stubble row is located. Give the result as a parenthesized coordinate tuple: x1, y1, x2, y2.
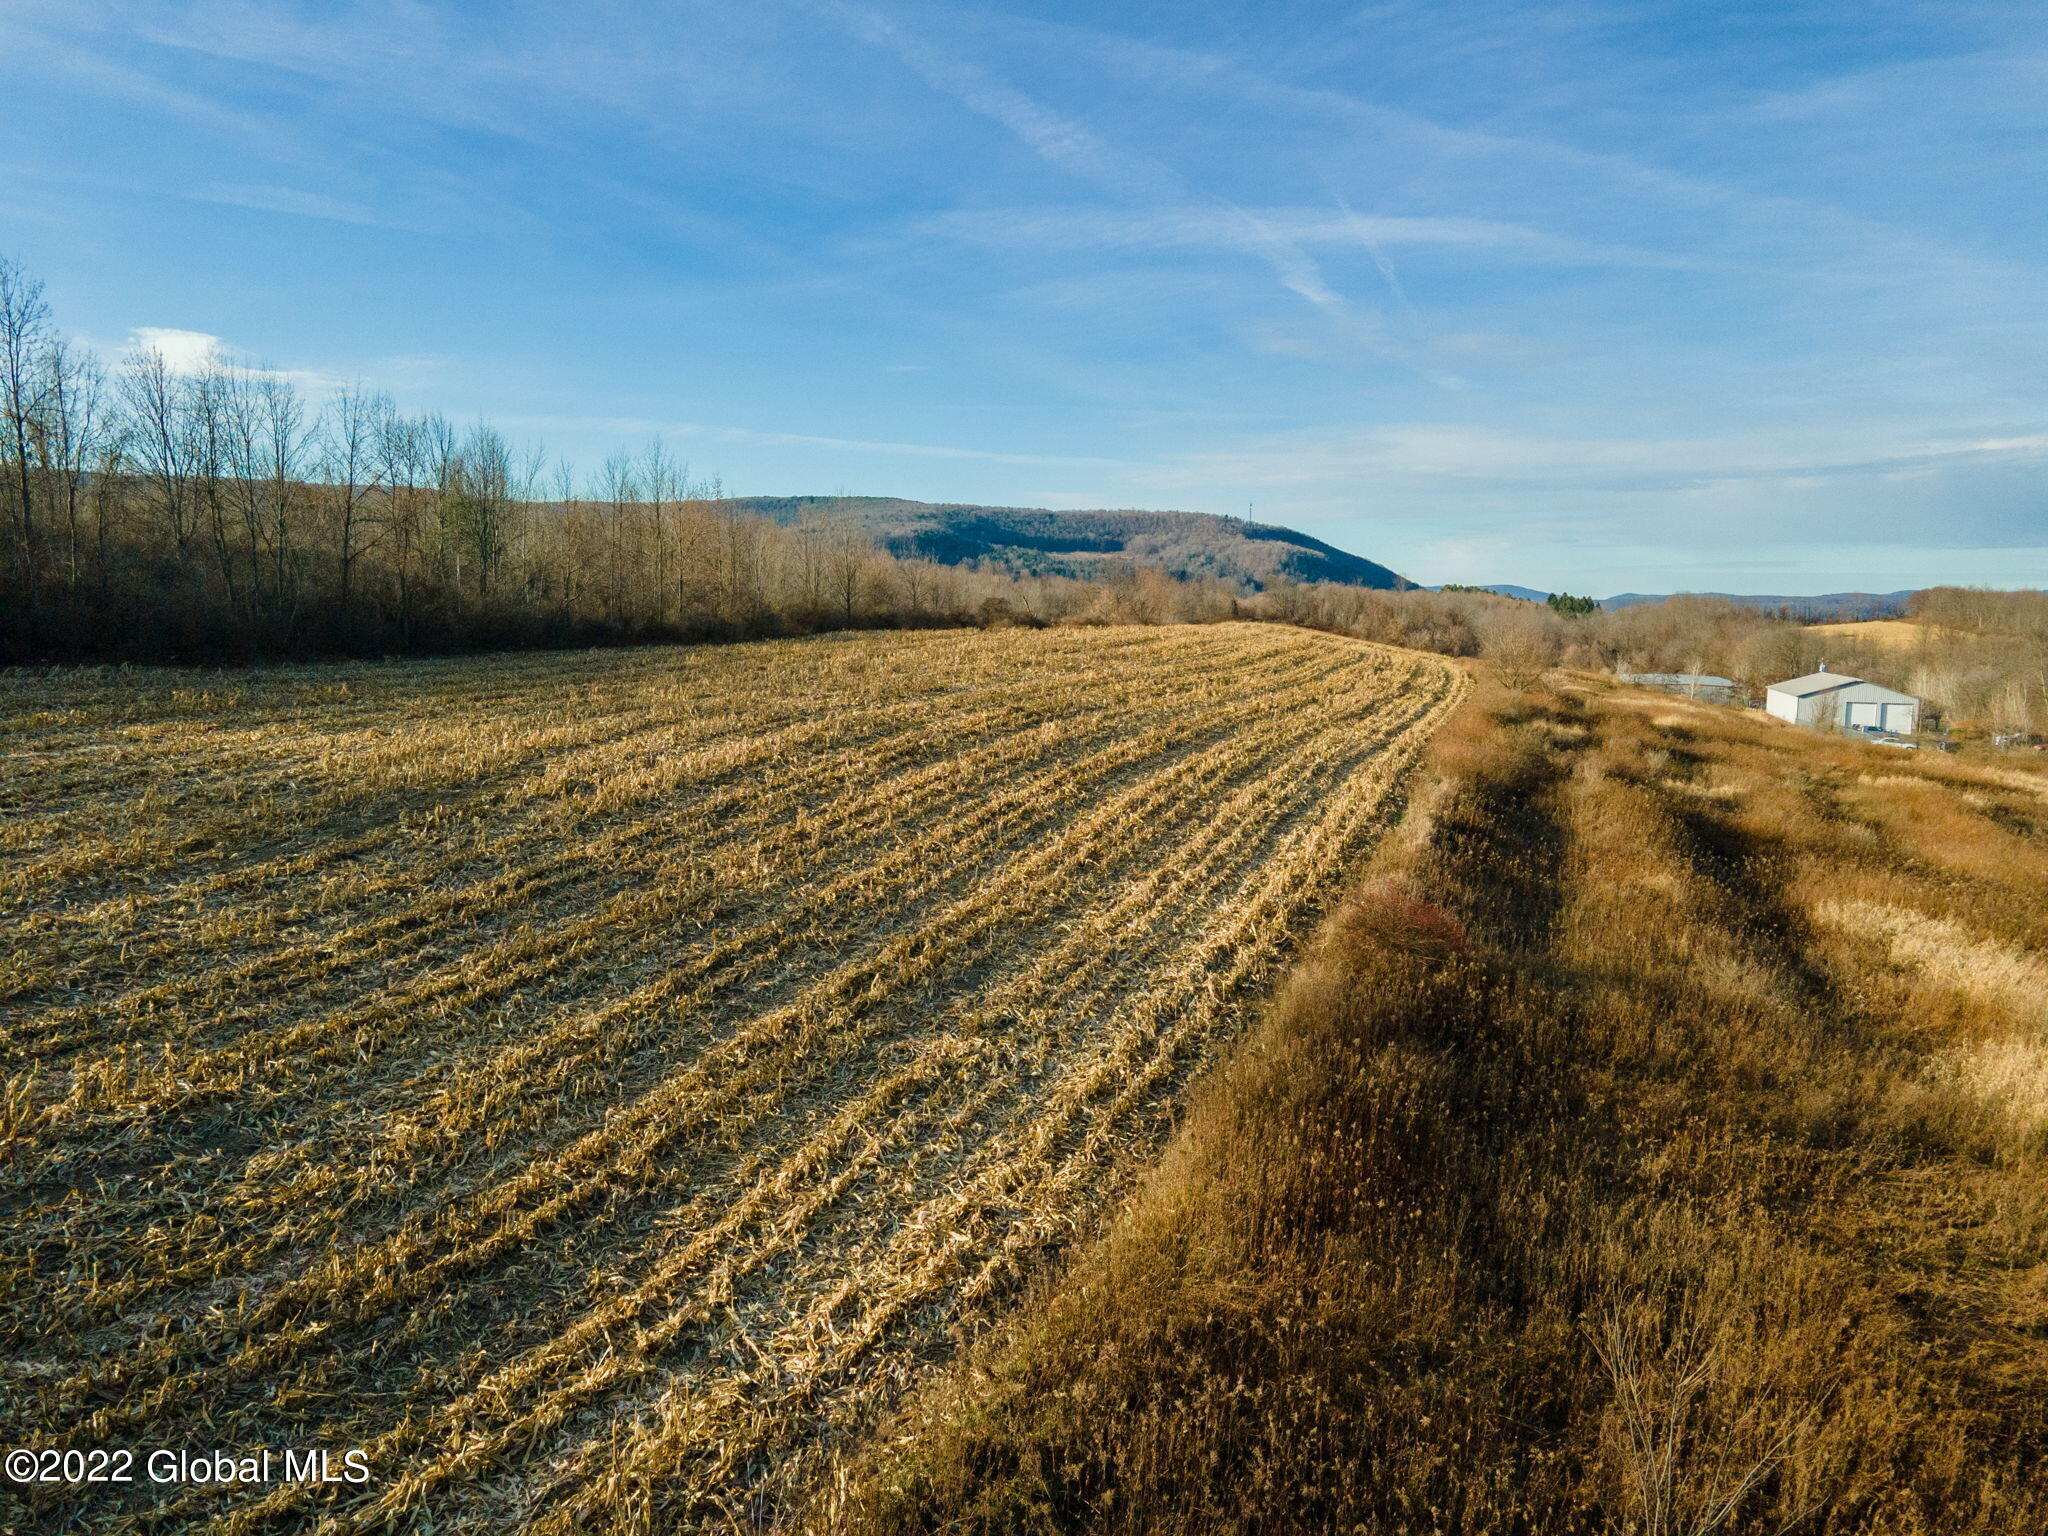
(0, 623, 1465, 1532)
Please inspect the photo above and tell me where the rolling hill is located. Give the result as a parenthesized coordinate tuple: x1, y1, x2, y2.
(724, 496, 1411, 591)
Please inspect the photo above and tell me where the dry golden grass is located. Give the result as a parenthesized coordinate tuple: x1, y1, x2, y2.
(1803, 619, 1930, 648)
(824, 674, 2048, 1536)
(0, 623, 1463, 1533)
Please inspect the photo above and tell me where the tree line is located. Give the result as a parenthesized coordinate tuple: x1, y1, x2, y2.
(1, 258, 1216, 663)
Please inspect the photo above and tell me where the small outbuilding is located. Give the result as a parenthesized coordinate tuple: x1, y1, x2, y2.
(1765, 666, 1919, 735)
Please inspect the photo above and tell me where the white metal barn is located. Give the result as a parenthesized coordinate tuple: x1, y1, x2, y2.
(1765, 668, 1919, 734)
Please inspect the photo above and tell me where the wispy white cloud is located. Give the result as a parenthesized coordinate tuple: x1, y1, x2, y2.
(6, 21, 329, 170)
(191, 181, 420, 229)
(1334, 195, 1412, 309)
(815, 0, 1397, 357)
(915, 205, 1710, 271)
(1031, 16, 2044, 304)
(807, 0, 1177, 203)
(1, 4, 552, 240)
(1133, 421, 2048, 496)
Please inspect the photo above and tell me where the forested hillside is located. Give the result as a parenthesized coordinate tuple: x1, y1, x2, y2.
(729, 496, 1411, 591)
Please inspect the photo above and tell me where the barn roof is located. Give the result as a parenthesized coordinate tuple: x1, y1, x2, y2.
(1769, 672, 1861, 697)
(1834, 680, 1918, 705)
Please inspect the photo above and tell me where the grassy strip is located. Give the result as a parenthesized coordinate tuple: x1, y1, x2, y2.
(818, 678, 2048, 1535)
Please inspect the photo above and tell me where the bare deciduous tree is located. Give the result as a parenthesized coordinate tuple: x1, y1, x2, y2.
(0, 257, 53, 639)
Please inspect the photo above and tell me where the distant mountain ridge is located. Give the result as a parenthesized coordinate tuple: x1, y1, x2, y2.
(723, 496, 1410, 591)
(1599, 590, 1915, 618)
(1444, 584, 1916, 619)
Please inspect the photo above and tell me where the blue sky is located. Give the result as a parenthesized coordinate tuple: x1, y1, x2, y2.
(4, 0, 2044, 593)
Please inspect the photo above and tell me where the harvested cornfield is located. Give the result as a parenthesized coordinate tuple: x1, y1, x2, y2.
(0, 622, 1464, 1533)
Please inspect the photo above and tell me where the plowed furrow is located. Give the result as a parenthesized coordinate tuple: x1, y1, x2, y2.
(42, 645, 1382, 1441)
(0, 627, 1466, 1536)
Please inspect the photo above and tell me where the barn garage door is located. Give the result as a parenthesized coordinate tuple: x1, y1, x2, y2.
(1847, 701, 1881, 728)
(1882, 703, 1914, 733)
